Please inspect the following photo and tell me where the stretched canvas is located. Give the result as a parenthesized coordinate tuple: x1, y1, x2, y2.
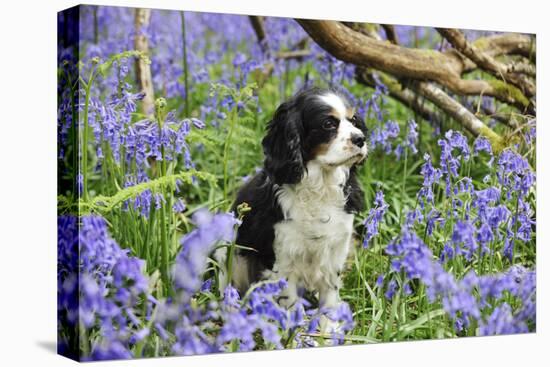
(57, 4, 536, 361)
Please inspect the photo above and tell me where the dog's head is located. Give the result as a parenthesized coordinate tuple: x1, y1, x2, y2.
(262, 87, 368, 185)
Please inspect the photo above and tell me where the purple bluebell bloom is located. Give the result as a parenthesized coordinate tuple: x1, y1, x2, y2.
(363, 190, 389, 248)
(173, 209, 239, 300)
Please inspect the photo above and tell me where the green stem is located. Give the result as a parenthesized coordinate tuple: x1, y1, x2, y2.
(144, 199, 156, 264)
(159, 170, 169, 291)
(181, 11, 190, 117)
(81, 69, 95, 202)
(226, 242, 235, 288)
(222, 107, 238, 204)
(477, 239, 484, 275)
(400, 148, 408, 223)
(155, 98, 170, 292)
(79, 321, 89, 357)
(511, 193, 521, 265)
(68, 73, 78, 203)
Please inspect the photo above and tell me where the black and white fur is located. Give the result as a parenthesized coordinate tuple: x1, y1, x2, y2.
(217, 87, 367, 313)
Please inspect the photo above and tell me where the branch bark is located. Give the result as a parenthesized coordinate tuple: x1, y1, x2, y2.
(410, 81, 503, 148)
(357, 66, 524, 136)
(356, 67, 438, 124)
(505, 61, 536, 77)
(437, 28, 535, 97)
(296, 19, 533, 112)
(134, 8, 155, 115)
(276, 49, 312, 60)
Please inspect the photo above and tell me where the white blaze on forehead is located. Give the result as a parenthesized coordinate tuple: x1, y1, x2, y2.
(319, 93, 347, 119)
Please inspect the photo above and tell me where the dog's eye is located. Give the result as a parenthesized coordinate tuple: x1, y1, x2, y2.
(350, 115, 360, 126)
(322, 118, 339, 130)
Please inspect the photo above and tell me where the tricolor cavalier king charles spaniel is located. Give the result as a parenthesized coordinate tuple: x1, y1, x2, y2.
(217, 87, 367, 314)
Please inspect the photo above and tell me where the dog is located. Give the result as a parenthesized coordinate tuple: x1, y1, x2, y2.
(217, 87, 367, 314)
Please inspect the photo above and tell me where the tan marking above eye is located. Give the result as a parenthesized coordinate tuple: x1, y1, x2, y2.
(329, 109, 341, 120)
(346, 107, 355, 120)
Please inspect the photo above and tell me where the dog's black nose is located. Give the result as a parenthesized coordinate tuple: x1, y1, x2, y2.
(351, 133, 366, 148)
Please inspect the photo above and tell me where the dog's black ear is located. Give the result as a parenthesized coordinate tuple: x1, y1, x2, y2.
(353, 111, 369, 137)
(262, 99, 304, 185)
(344, 167, 366, 213)
(354, 113, 369, 167)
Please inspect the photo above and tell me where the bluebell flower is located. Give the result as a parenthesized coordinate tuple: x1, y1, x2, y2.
(362, 190, 389, 248)
(385, 279, 398, 299)
(405, 208, 424, 229)
(130, 328, 150, 344)
(497, 149, 535, 198)
(476, 223, 494, 250)
(200, 278, 213, 292)
(89, 340, 132, 361)
(232, 52, 247, 68)
(438, 131, 469, 196)
(479, 303, 528, 336)
(172, 317, 219, 356)
(370, 120, 400, 154)
(376, 274, 385, 287)
(451, 220, 479, 261)
(364, 76, 388, 121)
(172, 198, 186, 213)
(418, 153, 441, 207)
(473, 136, 493, 165)
(426, 208, 442, 235)
(324, 302, 355, 344)
(190, 117, 205, 129)
(523, 119, 536, 145)
(173, 209, 239, 300)
(77, 173, 84, 196)
(440, 241, 456, 263)
(223, 285, 241, 309)
(405, 119, 419, 154)
(217, 309, 258, 351)
(385, 227, 535, 334)
(474, 136, 492, 154)
(58, 215, 152, 360)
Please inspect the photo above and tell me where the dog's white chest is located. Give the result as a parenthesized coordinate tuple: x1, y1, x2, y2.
(271, 165, 354, 290)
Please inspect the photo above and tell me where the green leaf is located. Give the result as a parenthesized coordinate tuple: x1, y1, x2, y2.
(397, 309, 447, 337)
(98, 50, 151, 76)
(87, 169, 217, 213)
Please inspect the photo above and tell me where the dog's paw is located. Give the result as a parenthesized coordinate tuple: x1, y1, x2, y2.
(316, 313, 349, 346)
(298, 334, 320, 347)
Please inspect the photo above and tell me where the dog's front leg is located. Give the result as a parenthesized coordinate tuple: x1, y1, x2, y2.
(276, 273, 299, 308)
(318, 275, 343, 335)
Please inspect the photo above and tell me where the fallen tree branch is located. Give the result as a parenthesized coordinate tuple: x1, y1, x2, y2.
(505, 61, 536, 77)
(468, 33, 535, 60)
(356, 67, 438, 124)
(296, 19, 532, 112)
(356, 67, 506, 148)
(410, 80, 504, 149)
(342, 22, 382, 40)
(436, 28, 535, 97)
(276, 49, 312, 60)
(357, 66, 524, 136)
